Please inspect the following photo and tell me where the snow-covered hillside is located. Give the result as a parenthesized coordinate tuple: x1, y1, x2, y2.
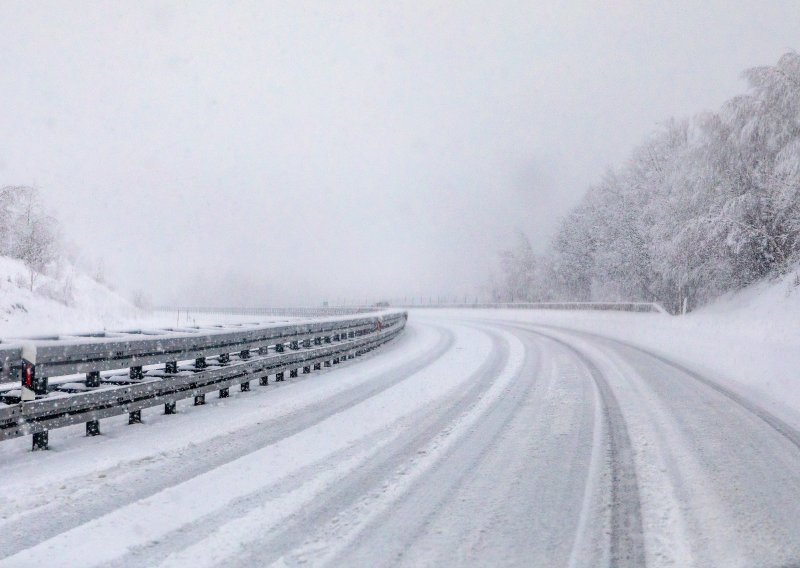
(444, 266, 800, 425)
(0, 255, 139, 337)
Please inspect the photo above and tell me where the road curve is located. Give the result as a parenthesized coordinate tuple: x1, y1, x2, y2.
(1, 311, 799, 567)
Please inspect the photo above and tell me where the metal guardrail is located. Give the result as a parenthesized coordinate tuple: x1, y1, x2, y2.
(392, 302, 668, 314)
(158, 302, 670, 318)
(154, 306, 378, 318)
(0, 310, 407, 451)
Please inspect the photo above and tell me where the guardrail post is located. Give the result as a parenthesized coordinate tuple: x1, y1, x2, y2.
(86, 419, 100, 436)
(313, 362, 321, 370)
(165, 401, 177, 414)
(303, 339, 311, 349)
(130, 366, 144, 381)
(259, 374, 269, 386)
(165, 361, 178, 374)
(290, 341, 299, 351)
(85, 371, 100, 388)
(219, 387, 230, 398)
(290, 368, 298, 378)
(324, 360, 331, 367)
(276, 371, 284, 382)
(128, 409, 142, 424)
(194, 393, 205, 405)
(314, 337, 322, 346)
(32, 431, 48, 451)
(218, 353, 230, 364)
(241, 380, 251, 391)
(275, 343, 285, 353)
(195, 357, 207, 369)
(20, 345, 47, 402)
(239, 349, 251, 360)
(324, 336, 331, 344)
(302, 365, 311, 374)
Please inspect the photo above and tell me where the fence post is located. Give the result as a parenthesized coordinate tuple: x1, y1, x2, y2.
(21, 344, 46, 402)
(164, 361, 178, 414)
(85, 371, 100, 388)
(21, 345, 49, 450)
(32, 431, 48, 451)
(86, 419, 100, 436)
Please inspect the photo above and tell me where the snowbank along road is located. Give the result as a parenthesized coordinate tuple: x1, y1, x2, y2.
(1, 309, 800, 567)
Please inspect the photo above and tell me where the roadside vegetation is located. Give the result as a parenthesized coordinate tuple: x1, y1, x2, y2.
(494, 52, 800, 313)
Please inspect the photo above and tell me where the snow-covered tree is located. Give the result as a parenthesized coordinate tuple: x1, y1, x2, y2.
(535, 52, 800, 312)
(0, 186, 59, 290)
(496, 230, 538, 302)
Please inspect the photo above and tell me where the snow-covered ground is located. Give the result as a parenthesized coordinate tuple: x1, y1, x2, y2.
(442, 268, 800, 430)
(1, 274, 799, 566)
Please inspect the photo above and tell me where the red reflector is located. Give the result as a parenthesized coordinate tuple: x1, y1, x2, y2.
(23, 364, 33, 388)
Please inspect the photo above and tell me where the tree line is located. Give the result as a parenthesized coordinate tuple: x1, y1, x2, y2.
(493, 52, 800, 313)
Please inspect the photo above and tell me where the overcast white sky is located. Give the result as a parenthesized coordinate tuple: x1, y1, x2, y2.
(1, 1, 798, 305)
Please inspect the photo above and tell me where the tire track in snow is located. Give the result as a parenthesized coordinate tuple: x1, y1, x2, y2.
(543, 325, 800, 566)
(313, 324, 606, 567)
(212, 326, 513, 568)
(315, 326, 539, 567)
(536, 324, 800, 451)
(0, 324, 454, 559)
(524, 328, 647, 568)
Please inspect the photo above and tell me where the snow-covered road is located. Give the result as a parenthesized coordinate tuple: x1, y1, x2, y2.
(1, 310, 800, 567)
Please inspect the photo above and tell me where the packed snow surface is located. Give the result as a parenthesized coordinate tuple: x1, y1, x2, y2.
(1, 276, 799, 566)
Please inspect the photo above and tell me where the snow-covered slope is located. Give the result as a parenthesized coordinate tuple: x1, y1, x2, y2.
(688, 267, 800, 342)
(0, 256, 138, 337)
(435, 268, 800, 426)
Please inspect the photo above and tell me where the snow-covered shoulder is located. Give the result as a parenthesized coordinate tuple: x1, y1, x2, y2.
(414, 269, 800, 429)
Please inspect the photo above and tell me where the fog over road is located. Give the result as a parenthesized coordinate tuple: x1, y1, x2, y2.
(1, 310, 799, 567)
